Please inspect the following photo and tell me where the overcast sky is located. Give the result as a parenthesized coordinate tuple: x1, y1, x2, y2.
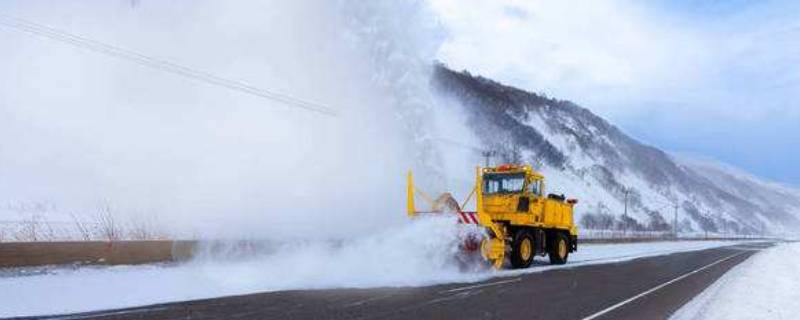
(429, 0, 800, 185)
(1, 0, 797, 188)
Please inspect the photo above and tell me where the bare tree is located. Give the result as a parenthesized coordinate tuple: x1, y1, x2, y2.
(16, 215, 40, 242)
(70, 212, 93, 241)
(127, 214, 155, 240)
(130, 212, 167, 240)
(40, 220, 57, 241)
(96, 203, 121, 242)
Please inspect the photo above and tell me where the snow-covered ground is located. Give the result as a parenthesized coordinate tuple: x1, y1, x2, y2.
(0, 237, 746, 318)
(672, 241, 800, 320)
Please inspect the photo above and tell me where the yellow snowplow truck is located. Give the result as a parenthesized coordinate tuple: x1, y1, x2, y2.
(407, 164, 578, 269)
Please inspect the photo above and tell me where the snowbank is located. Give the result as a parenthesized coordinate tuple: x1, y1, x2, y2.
(672, 241, 800, 320)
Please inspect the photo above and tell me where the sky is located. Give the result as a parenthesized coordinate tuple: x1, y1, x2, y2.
(428, 0, 800, 185)
(0, 0, 797, 228)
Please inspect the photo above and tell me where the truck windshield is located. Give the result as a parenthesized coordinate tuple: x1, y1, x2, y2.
(483, 173, 525, 194)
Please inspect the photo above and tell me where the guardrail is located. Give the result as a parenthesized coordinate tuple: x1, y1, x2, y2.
(580, 229, 768, 241)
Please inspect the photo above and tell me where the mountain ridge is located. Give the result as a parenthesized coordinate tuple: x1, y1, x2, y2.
(432, 64, 800, 235)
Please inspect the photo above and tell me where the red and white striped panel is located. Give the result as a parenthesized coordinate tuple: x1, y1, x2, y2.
(457, 211, 480, 224)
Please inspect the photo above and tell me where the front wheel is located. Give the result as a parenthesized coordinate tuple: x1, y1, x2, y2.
(510, 230, 534, 269)
(548, 232, 569, 265)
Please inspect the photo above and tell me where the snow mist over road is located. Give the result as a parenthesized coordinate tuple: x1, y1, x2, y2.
(190, 217, 474, 289)
(1, 2, 490, 310)
(0, 1, 479, 238)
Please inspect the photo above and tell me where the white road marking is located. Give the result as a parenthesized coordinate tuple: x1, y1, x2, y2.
(580, 250, 753, 320)
(439, 278, 522, 294)
(723, 247, 765, 251)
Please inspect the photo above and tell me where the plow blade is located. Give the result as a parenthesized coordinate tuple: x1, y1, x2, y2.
(406, 170, 507, 270)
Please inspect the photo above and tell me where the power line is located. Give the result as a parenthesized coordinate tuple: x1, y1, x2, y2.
(431, 136, 487, 153)
(635, 190, 675, 207)
(0, 13, 338, 117)
(650, 202, 674, 213)
(430, 137, 498, 166)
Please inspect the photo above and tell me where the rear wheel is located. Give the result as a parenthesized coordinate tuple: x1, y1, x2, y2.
(510, 230, 535, 269)
(548, 232, 569, 265)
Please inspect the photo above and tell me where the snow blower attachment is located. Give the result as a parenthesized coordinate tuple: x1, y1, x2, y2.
(407, 164, 579, 270)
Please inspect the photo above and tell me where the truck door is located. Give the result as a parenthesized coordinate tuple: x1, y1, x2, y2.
(527, 179, 545, 223)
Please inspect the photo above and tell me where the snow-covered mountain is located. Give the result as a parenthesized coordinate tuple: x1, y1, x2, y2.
(432, 65, 800, 235)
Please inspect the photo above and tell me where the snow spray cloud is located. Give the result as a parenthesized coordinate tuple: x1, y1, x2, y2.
(0, 1, 482, 239)
(190, 216, 489, 290)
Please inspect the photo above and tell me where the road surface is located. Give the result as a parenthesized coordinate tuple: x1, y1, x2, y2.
(28, 241, 774, 320)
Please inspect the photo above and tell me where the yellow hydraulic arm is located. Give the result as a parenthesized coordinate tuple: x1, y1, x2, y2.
(407, 171, 416, 217)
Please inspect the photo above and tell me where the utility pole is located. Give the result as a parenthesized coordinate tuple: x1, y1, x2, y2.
(673, 203, 679, 239)
(623, 188, 630, 218)
(622, 188, 630, 236)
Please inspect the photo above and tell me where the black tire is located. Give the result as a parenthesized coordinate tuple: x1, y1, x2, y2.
(510, 230, 535, 269)
(548, 232, 569, 265)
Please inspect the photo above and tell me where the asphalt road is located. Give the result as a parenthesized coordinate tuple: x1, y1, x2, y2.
(36, 241, 774, 320)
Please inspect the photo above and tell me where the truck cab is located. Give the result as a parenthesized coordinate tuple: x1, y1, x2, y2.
(478, 164, 578, 268)
(481, 164, 544, 222)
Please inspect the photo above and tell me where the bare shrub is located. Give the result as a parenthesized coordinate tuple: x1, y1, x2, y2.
(580, 212, 615, 230)
(70, 212, 93, 241)
(96, 203, 122, 241)
(15, 215, 41, 242)
(39, 220, 57, 241)
(127, 214, 164, 240)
